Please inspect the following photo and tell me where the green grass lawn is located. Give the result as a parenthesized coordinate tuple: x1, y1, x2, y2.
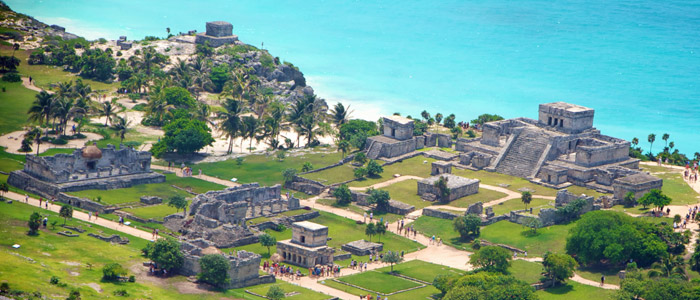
(314, 198, 404, 224)
(121, 203, 187, 221)
(536, 281, 616, 300)
(374, 260, 465, 282)
(246, 282, 332, 300)
(0, 200, 268, 300)
(480, 220, 575, 257)
(196, 150, 344, 186)
(411, 216, 472, 251)
(608, 205, 652, 215)
(508, 259, 544, 284)
(5, 47, 117, 92)
(491, 198, 554, 216)
(67, 173, 223, 205)
(656, 171, 699, 205)
(336, 271, 422, 294)
(0, 81, 37, 135)
(575, 265, 623, 286)
(348, 156, 438, 188)
(321, 278, 440, 299)
(449, 188, 509, 208)
(302, 162, 357, 185)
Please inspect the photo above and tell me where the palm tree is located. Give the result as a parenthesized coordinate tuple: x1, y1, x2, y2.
(25, 127, 42, 155)
(55, 81, 75, 100)
(263, 100, 287, 145)
(51, 97, 74, 135)
(241, 116, 261, 152)
(669, 141, 674, 151)
(337, 140, 350, 157)
(193, 102, 212, 124)
(146, 97, 174, 126)
(28, 91, 54, 127)
(648, 133, 656, 155)
(662, 133, 670, 148)
(216, 98, 244, 154)
(695, 152, 700, 162)
(631, 137, 639, 147)
(330, 102, 352, 126)
(99, 101, 117, 126)
(648, 254, 687, 280)
(112, 116, 131, 144)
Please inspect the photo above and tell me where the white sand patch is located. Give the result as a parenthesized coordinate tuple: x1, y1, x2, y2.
(0, 131, 103, 154)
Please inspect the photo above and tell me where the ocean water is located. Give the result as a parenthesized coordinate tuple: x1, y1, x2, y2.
(10, 0, 700, 154)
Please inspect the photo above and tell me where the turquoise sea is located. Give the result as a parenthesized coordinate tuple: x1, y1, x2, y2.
(10, 0, 700, 154)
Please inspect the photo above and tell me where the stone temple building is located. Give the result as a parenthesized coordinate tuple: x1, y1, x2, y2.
(195, 21, 238, 47)
(179, 238, 273, 288)
(455, 102, 661, 198)
(8, 143, 164, 210)
(172, 183, 300, 248)
(365, 115, 424, 159)
(276, 221, 335, 268)
(417, 173, 480, 202)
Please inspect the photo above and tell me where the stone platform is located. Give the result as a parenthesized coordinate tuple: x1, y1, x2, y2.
(341, 240, 383, 256)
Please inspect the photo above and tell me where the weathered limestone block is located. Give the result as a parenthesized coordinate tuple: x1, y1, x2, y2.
(466, 202, 483, 215)
(140, 196, 163, 205)
(431, 161, 452, 175)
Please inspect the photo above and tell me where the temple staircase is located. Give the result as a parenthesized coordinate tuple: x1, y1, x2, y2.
(494, 128, 552, 178)
(366, 140, 383, 160)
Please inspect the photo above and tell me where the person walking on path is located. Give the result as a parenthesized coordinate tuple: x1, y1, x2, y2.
(25, 194, 28, 203)
(601, 275, 605, 286)
(88, 211, 92, 221)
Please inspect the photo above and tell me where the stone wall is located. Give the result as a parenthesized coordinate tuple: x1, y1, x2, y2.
(387, 200, 415, 215)
(436, 134, 452, 148)
(88, 233, 129, 244)
(422, 208, 459, 220)
(575, 141, 630, 167)
(180, 239, 266, 289)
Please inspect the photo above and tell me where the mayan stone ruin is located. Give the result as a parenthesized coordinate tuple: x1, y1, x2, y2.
(195, 21, 239, 47)
(180, 238, 273, 288)
(417, 173, 480, 202)
(452, 102, 662, 200)
(276, 221, 335, 268)
(7, 143, 164, 210)
(168, 183, 300, 248)
(365, 115, 424, 159)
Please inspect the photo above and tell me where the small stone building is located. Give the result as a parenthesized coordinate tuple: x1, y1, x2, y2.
(342, 240, 383, 256)
(612, 173, 663, 200)
(195, 21, 239, 47)
(179, 238, 273, 288)
(276, 221, 335, 267)
(365, 116, 425, 159)
(431, 161, 452, 175)
(417, 174, 479, 202)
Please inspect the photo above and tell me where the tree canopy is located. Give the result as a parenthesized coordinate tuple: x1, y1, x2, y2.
(198, 254, 230, 287)
(153, 118, 214, 156)
(469, 246, 512, 274)
(542, 252, 578, 285)
(453, 214, 481, 240)
(638, 189, 671, 210)
(333, 184, 353, 206)
(437, 272, 537, 300)
(366, 188, 390, 212)
(566, 211, 668, 266)
(142, 238, 184, 272)
(259, 233, 277, 256)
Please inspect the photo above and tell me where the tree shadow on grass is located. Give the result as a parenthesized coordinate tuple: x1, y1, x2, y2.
(543, 283, 573, 295)
(520, 230, 541, 238)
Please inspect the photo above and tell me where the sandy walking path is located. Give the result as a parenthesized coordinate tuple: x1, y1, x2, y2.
(22, 77, 46, 93)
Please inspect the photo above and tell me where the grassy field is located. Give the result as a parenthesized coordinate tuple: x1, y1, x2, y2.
(490, 198, 554, 216)
(4, 47, 117, 92)
(373, 260, 465, 282)
(449, 188, 509, 208)
(321, 278, 441, 299)
(656, 171, 699, 205)
(480, 220, 574, 257)
(348, 156, 438, 188)
(0, 81, 37, 135)
(67, 173, 224, 206)
(536, 281, 616, 300)
(302, 162, 357, 185)
(196, 150, 344, 186)
(411, 216, 472, 251)
(121, 203, 187, 221)
(336, 271, 422, 294)
(508, 259, 544, 284)
(0, 200, 273, 300)
(246, 282, 332, 300)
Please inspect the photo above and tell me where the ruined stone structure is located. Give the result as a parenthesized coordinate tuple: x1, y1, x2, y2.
(365, 116, 425, 159)
(277, 221, 335, 268)
(8, 144, 164, 210)
(417, 174, 479, 202)
(612, 173, 663, 200)
(195, 21, 239, 47)
(431, 161, 452, 175)
(342, 240, 383, 256)
(117, 36, 131, 50)
(180, 238, 274, 288)
(174, 183, 299, 247)
(455, 102, 661, 197)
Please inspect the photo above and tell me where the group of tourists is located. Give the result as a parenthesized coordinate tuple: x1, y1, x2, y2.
(37, 197, 55, 209)
(429, 235, 442, 246)
(148, 261, 168, 277)
(397, 219, 417, 239)
(87, 211, 99, 221)
(263, 261, 303, 279)
(674, 206, 699, 230)
(684, 164, 698, 183)
(151, 228, 160, 239)
(308, 264, 341, 278)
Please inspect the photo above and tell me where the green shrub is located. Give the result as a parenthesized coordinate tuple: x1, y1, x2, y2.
(1, 72, 20, 82)
(128, 275, 135, 282)
(51, 137, 68, 145)
(197, 254, 230, 287)
(102, 263, 127, 281)
(113, 289, 128, 296)
(132, 103, 147, 111)
(49, 276, 59, 284)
